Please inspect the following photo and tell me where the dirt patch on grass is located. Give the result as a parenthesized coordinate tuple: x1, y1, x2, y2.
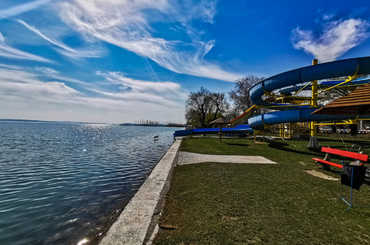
(222, 215, 240, 222)
(299, 161, 306, 166)
(254, 141, 268, 144)
(305, 169, 338, 181)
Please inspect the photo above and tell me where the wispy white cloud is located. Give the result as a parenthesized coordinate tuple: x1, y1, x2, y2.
(0, 63, 23, 70)
(168, 0, 217, 27)
(0, 65, 185, 123)
(35, 66, 59, 75)
(322, 13, 335, 21)
(58, 0, 241, 81)
(17, 19, 104, 58)
(0, 0, 52, 19)
(0, 31, 52, 63)
(197, 0, 217, 24)
(96, 71, 187, 104)
(292, 18, 370, 62)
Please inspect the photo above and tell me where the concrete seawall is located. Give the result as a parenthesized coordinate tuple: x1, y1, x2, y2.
(100, 138, 182, 245)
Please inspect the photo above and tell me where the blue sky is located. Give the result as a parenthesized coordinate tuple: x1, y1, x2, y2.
(0, 0, 369, 123)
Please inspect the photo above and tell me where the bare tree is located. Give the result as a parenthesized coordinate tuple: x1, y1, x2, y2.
(210, 92, 229, 121)
(229, 76, 263, 113)
(186, 87, 213, 128)
(186, 87, 229, 128)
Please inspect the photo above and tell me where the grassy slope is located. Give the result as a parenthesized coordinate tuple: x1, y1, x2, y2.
(154, 137, 370, 245)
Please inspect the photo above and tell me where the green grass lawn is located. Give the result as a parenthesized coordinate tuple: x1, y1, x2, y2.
(154, 137, 370, 245)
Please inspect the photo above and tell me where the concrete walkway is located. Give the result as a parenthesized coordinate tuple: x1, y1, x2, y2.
(177, 151, 276, 165)
(100, 139, 182, 245)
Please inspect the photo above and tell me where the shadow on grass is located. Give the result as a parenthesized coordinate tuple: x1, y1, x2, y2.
(319, 138, 370, 148)
(225, 142, 249, 147)
(269, 144, 322, 157)
(322, 167, 343, 175)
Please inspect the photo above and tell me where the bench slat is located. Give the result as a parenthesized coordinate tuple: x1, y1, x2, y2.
(321, 147, 368, 162)
(312, 158, 343, 169)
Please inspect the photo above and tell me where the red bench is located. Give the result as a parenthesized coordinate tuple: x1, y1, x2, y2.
(312, 147, 368, 169)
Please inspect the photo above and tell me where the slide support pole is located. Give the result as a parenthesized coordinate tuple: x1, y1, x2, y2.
(308, 58, 320, 150)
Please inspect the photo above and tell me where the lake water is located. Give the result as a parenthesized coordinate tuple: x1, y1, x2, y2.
(0, 121, 178, 245)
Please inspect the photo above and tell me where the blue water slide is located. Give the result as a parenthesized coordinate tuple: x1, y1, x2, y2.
(248, 109, 360, 128)
(174, 124, 253, 137)
(248, 57, 370, 128)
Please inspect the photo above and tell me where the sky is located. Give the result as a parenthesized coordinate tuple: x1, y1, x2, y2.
(0, 0, 369, 123)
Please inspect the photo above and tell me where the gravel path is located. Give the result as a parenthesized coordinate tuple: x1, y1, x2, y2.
(177, 151, 276, 165)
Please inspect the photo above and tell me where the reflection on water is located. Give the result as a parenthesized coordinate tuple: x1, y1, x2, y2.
(0, 122, 177, 245)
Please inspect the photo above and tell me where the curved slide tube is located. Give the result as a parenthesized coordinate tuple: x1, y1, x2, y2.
(248, 108, 370, 128)
(248, 57, 370, 128)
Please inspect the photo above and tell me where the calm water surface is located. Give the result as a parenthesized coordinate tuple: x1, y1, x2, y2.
(0, 122, 178, 245)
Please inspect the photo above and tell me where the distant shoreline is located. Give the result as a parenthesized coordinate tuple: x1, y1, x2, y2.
(0, 119, 185, 127)
(119, 123, 185, 128)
